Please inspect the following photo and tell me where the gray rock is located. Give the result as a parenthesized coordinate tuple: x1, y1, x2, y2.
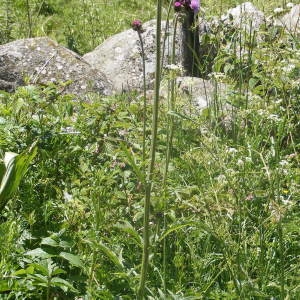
(221, 2, 265, 31)
(83, 20, 181, 93)
(276, 5, 300, 33)
(160, 77, 227, 112)
(0, 37, 112, 96)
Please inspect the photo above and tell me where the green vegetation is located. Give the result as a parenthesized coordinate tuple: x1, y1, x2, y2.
(0, 0, 299, 299)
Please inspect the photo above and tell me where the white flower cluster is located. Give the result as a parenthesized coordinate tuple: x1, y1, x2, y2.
(164, 64, 183, 78)
(165, 64, 183, 72)
(273, 7, 284, 14)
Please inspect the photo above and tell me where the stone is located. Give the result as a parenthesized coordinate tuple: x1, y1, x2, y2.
(83, 20, 181, 93)
(160, 77, 228, 112)
(0, 37, 112, 96)
(276, 4, 300, 33)
(221, 2, 265, 31)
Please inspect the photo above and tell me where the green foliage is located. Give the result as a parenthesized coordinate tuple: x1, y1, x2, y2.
(0, 143, 37, 212)
(0, 1, 300, 299)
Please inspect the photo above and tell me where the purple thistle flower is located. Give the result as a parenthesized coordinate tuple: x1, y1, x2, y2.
(190, 0, 200, 13)
(131, 19, 143, 32)
(174, 1, 182, 11)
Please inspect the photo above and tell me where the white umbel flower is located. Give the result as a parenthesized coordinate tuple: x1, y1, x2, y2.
(274, 7, 284, 14)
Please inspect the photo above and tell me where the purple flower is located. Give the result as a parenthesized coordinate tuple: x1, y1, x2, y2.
(174, 1, 182, 11)
(190, 0, 200, 13)
(131, 19, 143, 32)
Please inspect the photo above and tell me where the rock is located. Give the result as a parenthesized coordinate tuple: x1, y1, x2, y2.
(84, 3, 266, 93)
(160, 77, 227, 112)
(83, 20, 181, 93)
(221, 2, 265, 31)
(0, 37, 112, 96)
(276, 4, 300, 33)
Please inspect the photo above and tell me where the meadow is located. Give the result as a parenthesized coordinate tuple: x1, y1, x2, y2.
(0, 0, 299, 299)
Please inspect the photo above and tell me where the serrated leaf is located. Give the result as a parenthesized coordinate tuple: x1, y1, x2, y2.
(59, 252, 83, 267)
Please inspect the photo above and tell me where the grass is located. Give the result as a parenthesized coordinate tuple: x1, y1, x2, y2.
(0, 0, 300, 299)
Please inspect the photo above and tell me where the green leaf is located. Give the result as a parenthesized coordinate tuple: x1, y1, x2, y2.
(0, 142, 37, 212)
(119, 143, 144, 182)
(24, 248, 53, 259)
(97, 242, 124, 270)
(30, 273, 48, 284)
(41, 237, 59, 247)
(52, 268, 66, 276)
(51, 277, 78, 292)
(14, 265, 35, 276)
(58, 240, 72, 249)
(0, 280, 11, 292)
(59, 252, 83, 268)
(159, 221, 216, 242)
(0, 163, 5, 182)
(159, 222, 196, 242)
(249, 77, 259, 89)
(114, 221, 142, 247)
(167, 110, 194, 122)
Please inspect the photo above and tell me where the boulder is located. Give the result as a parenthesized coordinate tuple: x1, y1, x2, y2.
(221, 2, 265, 31)
(0, 37, 112, 96)
(160, 77, 228, 112)
(83, 20, 181, 93)
(276, 4, 300, 33)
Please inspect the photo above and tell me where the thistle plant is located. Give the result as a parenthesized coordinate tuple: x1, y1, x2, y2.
(137, 0, 163, 298)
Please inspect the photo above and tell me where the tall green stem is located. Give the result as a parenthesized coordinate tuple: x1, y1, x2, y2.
(137, 31, 147, 167)
(162, 14, 178, 293)
(137, 0, 162, 298)
(25, 0, 32, 38)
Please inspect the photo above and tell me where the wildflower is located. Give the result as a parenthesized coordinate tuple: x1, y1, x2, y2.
(282, 64, 295, 74)
(245, 157, 252, 163)
(174, 1, 183, 11)
(190, 0, 200, 13)
(245, 193, 254, 201)
(286, 2, 294, 8)
(216, 174, 227, 184)
(63, 191, 73, 202)
(273, 7, 284, 14)
(165, 64, 183, 79)
(237, 159, 244, 166)
(267, 114, 280, 122)
(131, 19, 143, 32)
(226, 147, 238, 155)
(279, 160, 289, 167)
(165, 64, 182, 71)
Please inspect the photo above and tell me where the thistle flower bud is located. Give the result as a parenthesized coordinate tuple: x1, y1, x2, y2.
(131, 19, 143, 32)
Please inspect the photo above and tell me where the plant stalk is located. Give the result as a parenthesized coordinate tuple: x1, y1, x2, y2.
(137, 30, 147, 167)
(137, 0, 162, 298)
